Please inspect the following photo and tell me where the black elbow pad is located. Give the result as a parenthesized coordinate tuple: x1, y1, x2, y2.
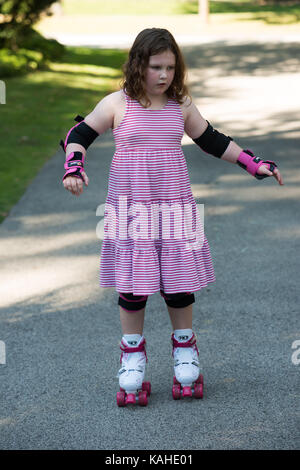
(193, 121, 233, 158)
(60, 115, 99, 153)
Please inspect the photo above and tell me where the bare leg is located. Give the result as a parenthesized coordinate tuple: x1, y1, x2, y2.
(119, 306, 145, 335)
(167, 304, 193, 331)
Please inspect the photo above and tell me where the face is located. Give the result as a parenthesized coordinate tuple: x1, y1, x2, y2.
(144, 49, 176, 97)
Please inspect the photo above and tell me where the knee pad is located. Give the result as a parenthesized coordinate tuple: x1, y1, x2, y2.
(118, 292, 148, 312)
(160, 290, 195, 308)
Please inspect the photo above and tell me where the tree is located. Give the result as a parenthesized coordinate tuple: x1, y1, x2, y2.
(199, 0, 209, 24)
(0, 0, 59, 48)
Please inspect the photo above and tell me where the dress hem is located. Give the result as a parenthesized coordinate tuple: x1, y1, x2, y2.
(99, 276, 216, 296)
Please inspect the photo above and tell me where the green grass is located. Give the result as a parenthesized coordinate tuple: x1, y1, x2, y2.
(0, 46, 128, 224)
(207, 1, 300, 25)
(60, 0, 185, 15)
(58, 0, 300, 23)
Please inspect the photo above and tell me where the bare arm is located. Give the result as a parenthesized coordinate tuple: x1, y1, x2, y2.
(63, 94, 115, 195)
(65, 94, 115, 157)
(184, 100, 283, 184)
(184, 100, 208, 140)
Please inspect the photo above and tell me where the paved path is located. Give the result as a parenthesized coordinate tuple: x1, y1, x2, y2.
(0, 39, 299, 450)
(38, 13, 300, 47)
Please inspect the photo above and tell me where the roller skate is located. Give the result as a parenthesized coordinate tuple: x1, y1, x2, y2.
(116, 335, 151, 407)
(171, 330, 203, 400)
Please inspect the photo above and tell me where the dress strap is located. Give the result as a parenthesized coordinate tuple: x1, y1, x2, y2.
(123, 88, 132, 110)
(123, 88, 130, 101)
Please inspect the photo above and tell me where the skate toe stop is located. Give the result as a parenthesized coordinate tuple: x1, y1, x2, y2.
(182, 386, 193, 397)
(125, 393, 136, 404)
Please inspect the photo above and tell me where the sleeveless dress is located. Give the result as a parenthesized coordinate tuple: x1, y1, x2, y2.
(99, 90, 216, 295)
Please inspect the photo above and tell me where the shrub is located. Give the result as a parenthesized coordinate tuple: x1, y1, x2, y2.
(0, 47, 44, 77)
(20, 28, 65, 61)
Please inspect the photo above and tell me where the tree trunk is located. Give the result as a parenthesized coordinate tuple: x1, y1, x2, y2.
(199, 0, 209, 24)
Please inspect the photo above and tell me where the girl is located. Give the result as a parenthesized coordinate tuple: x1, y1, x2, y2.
(61, 28, 283, 406)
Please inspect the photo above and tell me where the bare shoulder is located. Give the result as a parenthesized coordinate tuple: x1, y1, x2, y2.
(84, 90, 124, 134)
(180, 95, 208, 139)
(180, 95, 194, 121)
(103, 89, 125, 108)
(101, 90, 126, 130)
(93, 89, 124, 113)
(110, 89, 127, 129)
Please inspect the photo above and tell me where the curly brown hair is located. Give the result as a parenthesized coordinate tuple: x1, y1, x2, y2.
(121, 28, 191, 108)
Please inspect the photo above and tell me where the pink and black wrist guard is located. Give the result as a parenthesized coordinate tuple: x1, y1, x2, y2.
(63, 151, 85, 181)
(237, 149, 277, 180)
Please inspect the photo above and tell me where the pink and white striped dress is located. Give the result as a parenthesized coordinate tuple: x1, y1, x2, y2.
(99, 90, 216, 295)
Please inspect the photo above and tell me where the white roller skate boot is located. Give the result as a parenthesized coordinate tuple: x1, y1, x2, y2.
(171, 329, 203, 399)
(116, 334, 151, 407)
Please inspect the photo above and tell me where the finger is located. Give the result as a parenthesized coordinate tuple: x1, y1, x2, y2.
(65, 180, 72, 192)
(273, 168, 284, 185)
(75, 180, 83, 196)
(78, 180, 83, 194)
(77, 177, 83, 189)
(71, 178, 78, 195)
(64, 176, 74, 192)
(276, 170, 284, 185)
(63, 177, 70, 190)
(261, 166, 273, 177)
(82, 171, 89, 186)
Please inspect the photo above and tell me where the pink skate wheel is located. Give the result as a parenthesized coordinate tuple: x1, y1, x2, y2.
(196, 374, 204, 385)
(125, 393, 136, 405)
(138, 390, 148, 406)
(173, 376, 180, 385)
(142, 381, 151, 396)
(182, 386, 193, 397)
(172, 384, 181, 400)
(194, 383, 203, 399)
(116, 391, 126, 407)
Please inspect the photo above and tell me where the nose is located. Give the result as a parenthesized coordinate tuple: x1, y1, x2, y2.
(160, 69, 167, 79)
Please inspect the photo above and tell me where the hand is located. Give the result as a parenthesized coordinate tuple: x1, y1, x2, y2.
(63, 170, 89, 196)
(256, 164, 284, 186)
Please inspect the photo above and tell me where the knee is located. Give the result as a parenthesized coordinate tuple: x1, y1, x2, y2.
(160, 290, 195, 308)
(118, 292, 148, 312)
